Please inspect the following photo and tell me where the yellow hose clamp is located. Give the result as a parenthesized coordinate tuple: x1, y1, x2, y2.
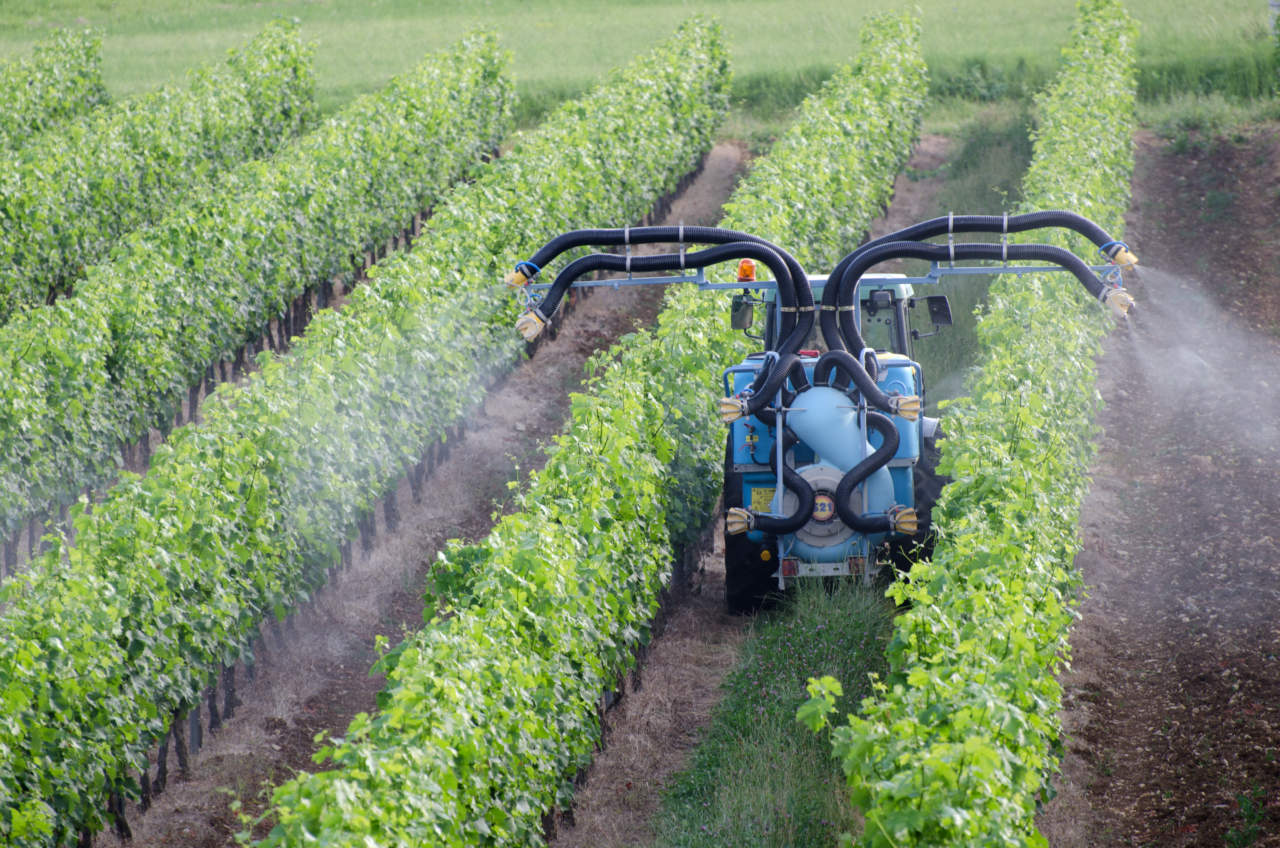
(504, 269, 529, 288)
(725, 507, 754, 535)
(1103, 288, 1135, 319)
(891, 394, 922, 421)
(888, 505, 919, 536)
(718, 396, 749, 424)
(515, 308, 547, 341)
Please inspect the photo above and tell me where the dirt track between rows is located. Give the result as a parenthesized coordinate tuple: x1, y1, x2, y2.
(1041, 128, 1280, 845)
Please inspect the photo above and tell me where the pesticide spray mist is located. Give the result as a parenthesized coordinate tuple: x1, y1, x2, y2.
(1120, 265, 1280, 455)
(1093, 262, 1280, 626)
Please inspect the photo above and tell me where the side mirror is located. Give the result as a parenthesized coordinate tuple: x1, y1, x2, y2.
(910, 294, 953, 341)
(731, 294, 754, 330)
(925, 294, 952, 327)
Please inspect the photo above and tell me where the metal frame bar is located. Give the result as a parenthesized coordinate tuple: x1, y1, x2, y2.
(526, 261, 1120, 293)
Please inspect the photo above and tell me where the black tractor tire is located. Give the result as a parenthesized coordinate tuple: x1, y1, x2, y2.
(723, 435, 778, 615)
(886, 433, 948, 575)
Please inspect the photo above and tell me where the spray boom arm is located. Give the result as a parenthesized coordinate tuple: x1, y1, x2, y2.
(508, 212, 1138, 348)
(505, 212, 1138, 590)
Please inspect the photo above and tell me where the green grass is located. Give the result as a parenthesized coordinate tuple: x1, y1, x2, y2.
(653, 580, 894, 848)
(928, 102, 1034, 215)
(721, 106, 798, 156)
(0, 0, 1271, 119)
(1225, 786, 1268, 848)
(1140, 91, 1280, 153)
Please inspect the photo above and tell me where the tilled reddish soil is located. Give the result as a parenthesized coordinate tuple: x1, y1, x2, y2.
(1040, 128, 1280, 845)
(103, 142, 748, 848)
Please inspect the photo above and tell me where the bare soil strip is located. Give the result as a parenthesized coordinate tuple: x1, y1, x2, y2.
(866, 134, 953, 249)
(1040, 128, 1280, 846)
(548, 533, 748, 848)
(548, 136, 955, 848)
(103, 142, 748, 848)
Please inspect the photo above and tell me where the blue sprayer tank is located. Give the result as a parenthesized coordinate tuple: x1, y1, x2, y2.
(723, 347, 924, 582)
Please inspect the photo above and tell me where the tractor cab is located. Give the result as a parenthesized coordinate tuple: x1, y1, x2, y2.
(735, 273, 954, 361)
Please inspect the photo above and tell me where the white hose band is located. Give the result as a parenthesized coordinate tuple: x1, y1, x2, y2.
(947, 212, 955, 266)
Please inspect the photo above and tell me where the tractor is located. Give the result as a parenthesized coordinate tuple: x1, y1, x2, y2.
(508, 213, 1137, 613)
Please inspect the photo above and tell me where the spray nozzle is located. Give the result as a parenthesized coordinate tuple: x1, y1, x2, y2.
(1113, 247, 1139, 271)
(725, 507, 754, 535)
(888, 505, 919, 536)
(718, 396, 749, 424)
(504, 260, 540, 288)
(515, 309, 547, 341)
(1103, 287, 1135, 320)
(890, 394, 922, 421)
(1102, 241, 1138, 273)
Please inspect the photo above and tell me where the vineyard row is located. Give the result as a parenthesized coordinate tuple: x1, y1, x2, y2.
(0, 28, 108, 152)
(821, 1, 1140, 844)
(0, 32, 512, 556)
(0, 20, 315, 322)
(0, 19, 728, 846)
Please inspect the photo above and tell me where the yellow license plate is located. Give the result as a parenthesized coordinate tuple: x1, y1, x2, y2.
(750, 487, 776, 512)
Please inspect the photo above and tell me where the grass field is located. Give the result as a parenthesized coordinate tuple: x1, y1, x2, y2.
(0, 0, 1272, 120)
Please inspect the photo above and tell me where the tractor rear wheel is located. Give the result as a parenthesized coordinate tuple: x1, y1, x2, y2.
(724, 529, 776, 615)
(887, 433, 947, 574)
(723, 435, 777, 615)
